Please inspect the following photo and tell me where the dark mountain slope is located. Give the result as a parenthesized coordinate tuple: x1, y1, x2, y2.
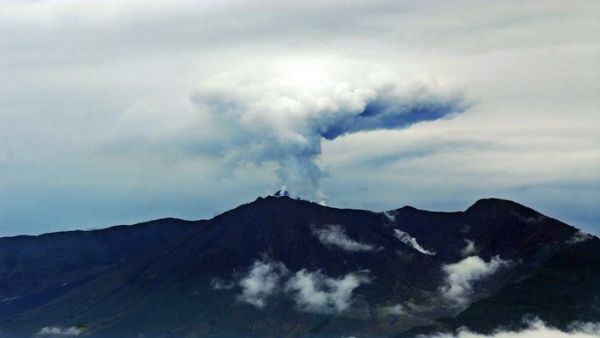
(0, 196, 594, 338)
(1, 196, 443, 337)
(0, 218, 199, 320)
(399, 233, 600, 337)
(388, 198, 578, 262)
(447, 235, 600, 333)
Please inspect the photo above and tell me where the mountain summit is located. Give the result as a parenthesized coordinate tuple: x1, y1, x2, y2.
(0, 196, 597, 338)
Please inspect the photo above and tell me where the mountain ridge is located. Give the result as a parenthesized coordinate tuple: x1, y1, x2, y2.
(0, 196, 561, 240)
(0, 195, 596, 338)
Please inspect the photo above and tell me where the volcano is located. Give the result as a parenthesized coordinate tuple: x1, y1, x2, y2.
(0, 195, 598, 337)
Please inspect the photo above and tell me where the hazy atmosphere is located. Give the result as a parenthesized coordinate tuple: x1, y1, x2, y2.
(1, 0, 599, 236)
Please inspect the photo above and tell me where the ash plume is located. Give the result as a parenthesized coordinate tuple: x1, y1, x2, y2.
(192, 64, 467, 201)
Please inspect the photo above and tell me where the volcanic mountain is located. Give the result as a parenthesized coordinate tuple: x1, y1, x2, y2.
(0, 195, 598, 338)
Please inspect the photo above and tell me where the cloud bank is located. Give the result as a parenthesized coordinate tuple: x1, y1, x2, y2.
(37, 326, 82, 336)
(312, 224, 377, 252)
(440, 256, 508, 306)
(461, 240, 478, 256)
(419, 320, 600, 338)
(285, 269, 370, 314)
(234, 259, 369, 313)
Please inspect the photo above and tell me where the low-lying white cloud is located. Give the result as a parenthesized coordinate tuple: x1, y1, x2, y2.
(38, 326, 83, 336)
(235, 259, 369, 313)
(394, 229, 435, 255)
(380, 303, 407, 316)
(313, 224, 376, 252)
(567, 231, 595, 245)
(285, 269, 370, 314)
(440, 255, 509, 305)
(210, 277, 235, 290)
(461, 239, 478, 257)
(418, 319, 600, 338)
(237, 260, 287, 308)
(383, 211, 396, 222)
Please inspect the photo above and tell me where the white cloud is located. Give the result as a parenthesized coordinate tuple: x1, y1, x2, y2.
(567, 231, 595, 245)
(440, 255, 509, 305)
(38, 326, 83, 336)
(235, 259, 369, 312)
(210, 277, 235, 290)
(237, 260, 287, 308)
(312, 224, 377, 252)
(285, 269, 370, 314)
(418, 319, 600, 338)
(461, 239, 478, 257)
(394, 229, 435, 255)
(380, 303, 407, 316)
(382, 211, 396, 222)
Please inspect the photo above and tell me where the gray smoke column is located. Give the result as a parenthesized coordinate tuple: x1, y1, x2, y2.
(192, 64, 467, 201)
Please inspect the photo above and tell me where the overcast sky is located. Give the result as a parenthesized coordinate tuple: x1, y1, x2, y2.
(1, 0, 599, 236)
